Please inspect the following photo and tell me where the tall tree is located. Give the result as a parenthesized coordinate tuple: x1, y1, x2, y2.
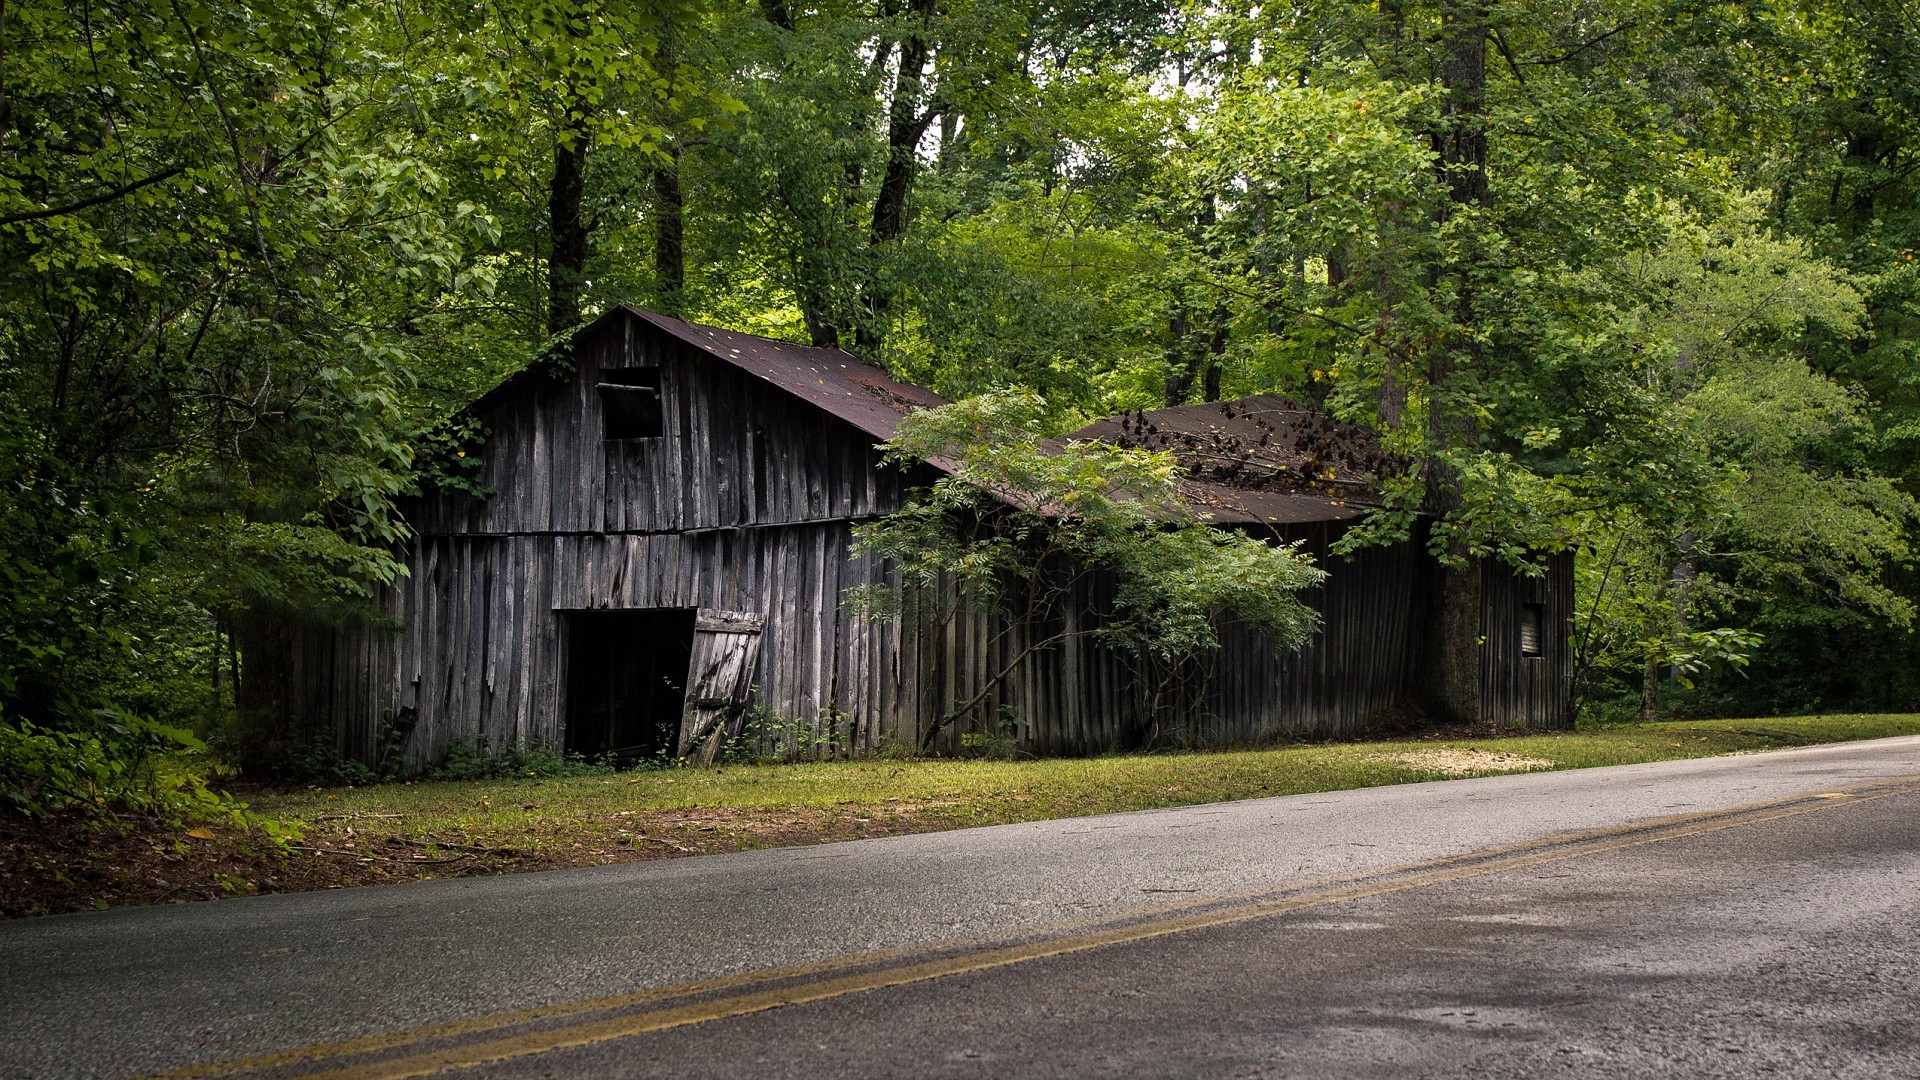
(0, 0, 499, 739)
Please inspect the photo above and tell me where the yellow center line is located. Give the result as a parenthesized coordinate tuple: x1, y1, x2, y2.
(156, 775, 1920, 1080)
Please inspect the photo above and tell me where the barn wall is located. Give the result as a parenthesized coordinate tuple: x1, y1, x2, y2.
(408, 318, 907, 538)
(300, 528, 1438, 767)
(1198, 523, 1429, 743)
(312, 524, 918, 768)
(1478, 552, 1575, 728)
(878, 523, 1433, 757)
(308, 312, 932, 767)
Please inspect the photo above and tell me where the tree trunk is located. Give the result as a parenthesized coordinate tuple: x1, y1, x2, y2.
(869, 0, 935, 248)
(652, 147, 685, 316)
(1427, 559, 1484, 723)
(1163, 292, 1193, 406)
(547, 127, 590, 335)
(234, 616, 296, 774)
(798, 257, 842, 348)
(1435, 0, 1490, 211)
(1202, 325, 1224, 402)
(857, 0, 939, 352)
(1421, 0, 1491, 721)
(1163, 310, 1226, 406)
(1375, 0, 1411, 81)
(937, 111, 961, 174)
(1427, 0, 1487, 434)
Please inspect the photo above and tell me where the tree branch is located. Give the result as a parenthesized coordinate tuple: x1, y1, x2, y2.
(0, 166, 185, 226)
(1523, 22, 1636, 67)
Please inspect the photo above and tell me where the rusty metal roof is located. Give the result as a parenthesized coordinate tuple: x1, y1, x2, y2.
(1071, 395, 1398, 525)
(624, 307, 948, 442)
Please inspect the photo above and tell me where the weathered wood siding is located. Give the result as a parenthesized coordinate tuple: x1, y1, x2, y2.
(1478, 552, 1575, 728)
(306, 312, 928, 767)
(267, 311, 1568, 767)
(300, 526, 910, 766)
(297, 521, 1439, 768)
(1200, 523, 1429, 741)
(907, 521, 1430, 756)
(409, 316, 905, 538)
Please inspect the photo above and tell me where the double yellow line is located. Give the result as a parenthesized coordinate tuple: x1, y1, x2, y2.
(157, 776, 1920, 1080)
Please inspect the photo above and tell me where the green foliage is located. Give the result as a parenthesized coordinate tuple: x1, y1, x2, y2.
(0, 0, 509, 751)
(257, 740, 386, 788)
(410, 417, 497, 500)
(857, 391, 1326, 655)
(850, 391, 1326, 745)
(1568, 203, 1917, 717)
(720, 700, 855, 763)
(431, 738, 615, 781)
(0, 709, 247, 825)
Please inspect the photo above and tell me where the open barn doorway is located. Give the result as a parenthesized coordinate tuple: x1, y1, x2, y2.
(562, 609, 697, 764)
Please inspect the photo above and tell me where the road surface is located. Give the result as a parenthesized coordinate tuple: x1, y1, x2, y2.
(3, 736, 1918, 1079)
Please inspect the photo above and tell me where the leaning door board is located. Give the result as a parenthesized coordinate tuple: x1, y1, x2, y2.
(677, 609, 765, 763)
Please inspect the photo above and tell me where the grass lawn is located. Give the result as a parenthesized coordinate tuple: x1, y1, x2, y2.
(6, 713, 1918, 917)
(258, 712, 1920, 863)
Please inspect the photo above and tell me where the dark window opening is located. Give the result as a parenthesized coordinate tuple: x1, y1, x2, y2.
(598, 367, 663, 439)
(1519, 602, 1545, 658)
(563, 609, 695, 764)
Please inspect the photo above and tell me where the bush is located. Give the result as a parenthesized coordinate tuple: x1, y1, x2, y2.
(0, 708, 248, 825)
(720, 702, 853, 763)
(257, 740, 386, 787)
(430, 737, 613, 780)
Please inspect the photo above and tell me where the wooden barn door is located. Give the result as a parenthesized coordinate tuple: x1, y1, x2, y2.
(676, 609, 765, 764)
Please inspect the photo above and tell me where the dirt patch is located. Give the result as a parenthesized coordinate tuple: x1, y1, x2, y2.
(1370, 748, 1557, 777)
(1, 803, 954, 919)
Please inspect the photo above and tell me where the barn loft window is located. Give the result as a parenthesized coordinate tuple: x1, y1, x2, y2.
(1519, 602, 1545, 657)
(598, 367, 663, 439)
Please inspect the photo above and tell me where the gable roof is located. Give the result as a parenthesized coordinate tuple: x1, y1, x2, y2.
(615, 306, 948, 442)
(464, 305, 948, 445)
(1071, 395, 1398, 525)
(464, 310, 1388, 525)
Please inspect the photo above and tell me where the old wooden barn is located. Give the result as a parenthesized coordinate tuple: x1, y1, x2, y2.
(244, 305, 1571, 769)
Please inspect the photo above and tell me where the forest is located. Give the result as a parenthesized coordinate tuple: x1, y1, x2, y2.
(5, 0, 1920, 804)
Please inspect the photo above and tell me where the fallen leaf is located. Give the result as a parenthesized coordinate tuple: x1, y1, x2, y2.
(185, 828, 215, 841)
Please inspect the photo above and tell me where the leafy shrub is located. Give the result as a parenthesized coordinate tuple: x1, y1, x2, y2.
(721, 701, 854, 763)
(0, 708, 249, 825)
(257, 740, 385, 787)
(430, 737, 613, 780)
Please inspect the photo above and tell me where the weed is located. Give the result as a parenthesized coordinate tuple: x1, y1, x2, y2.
(725, 699, 852, 763)
(431, 737, 613, 781)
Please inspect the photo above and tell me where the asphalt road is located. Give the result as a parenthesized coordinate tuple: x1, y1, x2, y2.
(4, 736, 1919, 1080)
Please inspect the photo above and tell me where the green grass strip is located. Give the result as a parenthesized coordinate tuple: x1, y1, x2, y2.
(252, 715, 1920, 850)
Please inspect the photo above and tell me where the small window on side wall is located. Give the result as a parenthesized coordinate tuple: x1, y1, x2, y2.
(598, 367, 662, 440)
(1519, 602, 1545, 657)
